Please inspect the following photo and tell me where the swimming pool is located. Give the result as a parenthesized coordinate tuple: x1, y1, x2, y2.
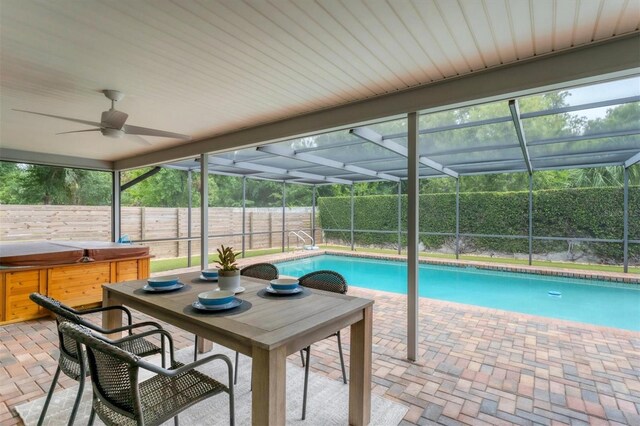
(276, 254, 640, 331)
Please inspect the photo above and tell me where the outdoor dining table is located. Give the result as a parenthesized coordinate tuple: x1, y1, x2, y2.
(101, 271, 374, 425)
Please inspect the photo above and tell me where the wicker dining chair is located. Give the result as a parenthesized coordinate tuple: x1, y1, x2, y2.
(297, 270, 348, 420)
(29, 293, 168, 426)
(194, 262, 279, 385)
(240, 262, 279, 281)
(58, 322, 235, 426)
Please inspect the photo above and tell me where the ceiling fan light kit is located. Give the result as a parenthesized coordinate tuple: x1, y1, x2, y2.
(14, 90, 191, 145)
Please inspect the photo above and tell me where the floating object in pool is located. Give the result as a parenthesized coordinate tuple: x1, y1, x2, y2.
(548, 291, 562, 297)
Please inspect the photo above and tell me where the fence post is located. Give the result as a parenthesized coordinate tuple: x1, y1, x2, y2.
(140, 207, 146, 241)
(312, 185, 316, 246)
(111, 171, 121, 242)
(176, 207, 180, 258)
(268, 212, 273, 248)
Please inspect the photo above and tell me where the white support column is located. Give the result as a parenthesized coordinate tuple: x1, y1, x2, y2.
(312, 185, 317, 245)
(398, 181, 402, 255)
(529, 174, 533, 266)
(282, 181, 286, 253)
(187, 170, 193, 267)
(200, 154, 209, 269)
(111, 171, 121, 242)
(242, 177, 246, 258)
(455, 178, 460, 260)
(351, 184, 355, 251)
(407, 112, 419, 362)
(623, 167, 629, 273)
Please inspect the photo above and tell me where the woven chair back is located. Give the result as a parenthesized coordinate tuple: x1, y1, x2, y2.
(58, 322, 142, 421)
(240, 263, 279, 280)
(298, 270, 348, 294)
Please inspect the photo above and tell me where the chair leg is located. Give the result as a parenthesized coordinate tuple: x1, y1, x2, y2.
(302, 346, 311, 420)
(193, 335, 198, 362)
(88, 407, 96, 426)
(234, 351, 239, 385)
(300, 350, 305, 367)
(37, 366, 61, 426)
(67, 375, 84, 426)
(174, 415, 179, 425)
(336, 331, 347, 384)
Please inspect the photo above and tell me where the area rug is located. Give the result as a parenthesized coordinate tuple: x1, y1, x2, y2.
(16, 346, 408, 425)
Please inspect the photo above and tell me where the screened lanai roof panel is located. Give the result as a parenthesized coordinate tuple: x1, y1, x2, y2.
(529, 135, 640, 160)
(417, 121, 519, 157)
(533, 150, 633, 169)
(419, 100, 511, 130)
(245, 155, 319, 171)
(518, 76, 640, 115)
(349, 158, 408, 172)
(284, 132, 362, 153)
(309, 141, 403, 163)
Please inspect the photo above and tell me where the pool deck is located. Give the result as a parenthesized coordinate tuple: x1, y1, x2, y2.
(1, 251, 639, 425)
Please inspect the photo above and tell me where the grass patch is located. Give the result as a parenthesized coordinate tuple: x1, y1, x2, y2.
(318, 245, 639, 274)
(151, 248, 293, 273)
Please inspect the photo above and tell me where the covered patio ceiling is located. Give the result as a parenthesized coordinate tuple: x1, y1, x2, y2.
(0, 1, 639, 172)
(165, 76, 640, 184)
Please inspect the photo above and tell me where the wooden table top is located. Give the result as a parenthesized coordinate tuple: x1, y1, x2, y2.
(103, 271, 374, 353)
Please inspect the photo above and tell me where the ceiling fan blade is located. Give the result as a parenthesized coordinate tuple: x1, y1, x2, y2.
(123, 124, 191, 140)
(56, 128, 101, 135)
(13, 109, 101, 127)
(126, 134, 153, 146)
(101, 109, 128, 129)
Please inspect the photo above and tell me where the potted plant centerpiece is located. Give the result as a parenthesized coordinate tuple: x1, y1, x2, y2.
(216, 244, 241, 291)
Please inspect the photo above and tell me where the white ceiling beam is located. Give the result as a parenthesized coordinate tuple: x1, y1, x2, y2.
(624, 151, 640, 168)
(508, 99, 533, 175)
(206, 156, 351, 185)
(350, 127, 459, 178)
(256, 145, 400, 182)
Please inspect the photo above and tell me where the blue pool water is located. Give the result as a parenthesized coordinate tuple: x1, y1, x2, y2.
(276, 255, 640, 331)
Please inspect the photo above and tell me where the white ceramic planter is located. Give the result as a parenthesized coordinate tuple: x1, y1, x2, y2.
(218, 270, 240, 291)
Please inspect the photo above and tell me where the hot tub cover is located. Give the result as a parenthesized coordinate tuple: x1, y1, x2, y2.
(0, 241, 150, 267)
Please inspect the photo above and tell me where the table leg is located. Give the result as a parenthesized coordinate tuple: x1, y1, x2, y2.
(197, 337, 213, 354)
(251, 345, 287, 425)
(102, 288, 122, 339)
(349, 305, 372, 426)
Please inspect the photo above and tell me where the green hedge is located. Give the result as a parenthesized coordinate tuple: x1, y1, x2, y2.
(318, 186, 639, 263)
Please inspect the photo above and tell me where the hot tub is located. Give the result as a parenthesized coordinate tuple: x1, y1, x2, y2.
(0, 241, 151, 324)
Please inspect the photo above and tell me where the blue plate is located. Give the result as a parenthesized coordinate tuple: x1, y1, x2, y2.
(265, 286, 302, 295)
(143, 282, 184, 292)
(192, 298, 242, 311)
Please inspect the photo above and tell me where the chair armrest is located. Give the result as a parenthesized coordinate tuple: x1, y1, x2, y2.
(92, 321, 163, 335)
(71, 305, 133, 327)
(138, 353, 233, 379)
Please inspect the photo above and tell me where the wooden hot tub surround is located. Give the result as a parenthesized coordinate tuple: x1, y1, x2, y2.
(0, 241, 151, 324)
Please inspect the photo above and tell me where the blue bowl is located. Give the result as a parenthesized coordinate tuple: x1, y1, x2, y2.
(270, 278, 299, 291)
(147, 277, 179, 288)
(198, 290, 235, 306)
(201, 269, 219, 279)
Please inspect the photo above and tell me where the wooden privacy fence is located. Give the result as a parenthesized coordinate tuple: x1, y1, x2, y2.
(1, 205, 320, 259)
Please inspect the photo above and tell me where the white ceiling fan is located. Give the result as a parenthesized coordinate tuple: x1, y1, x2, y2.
(14, 90, 191, 145)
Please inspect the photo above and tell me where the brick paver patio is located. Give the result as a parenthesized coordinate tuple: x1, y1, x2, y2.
(1, 254, 639, 425)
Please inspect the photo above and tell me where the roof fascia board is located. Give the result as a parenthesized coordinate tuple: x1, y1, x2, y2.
(0, 148, 114, 171)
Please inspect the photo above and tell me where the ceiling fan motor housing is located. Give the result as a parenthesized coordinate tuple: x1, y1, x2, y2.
(101, 128, 125, 138)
